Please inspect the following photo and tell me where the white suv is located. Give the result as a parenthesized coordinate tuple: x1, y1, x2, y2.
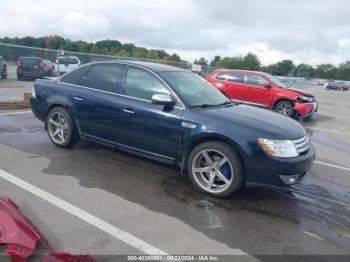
(55, 56, 81, 75)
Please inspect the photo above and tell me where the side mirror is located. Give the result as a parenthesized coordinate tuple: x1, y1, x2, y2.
(264, 83, 272, 89)
(151, 94, 175, 107)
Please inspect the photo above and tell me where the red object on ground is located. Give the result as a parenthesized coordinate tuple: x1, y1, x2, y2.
(0, 197, 95, 262)
(207, 69, 318, 119)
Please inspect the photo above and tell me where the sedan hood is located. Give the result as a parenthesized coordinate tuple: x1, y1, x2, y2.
(0, 196, 95, 261)
(201, 104, 306, 140)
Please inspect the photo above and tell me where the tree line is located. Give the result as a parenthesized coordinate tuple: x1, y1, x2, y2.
(0, 35, 182, 62)
(1, 36, 349, 80)
(195, 53, 350, 81)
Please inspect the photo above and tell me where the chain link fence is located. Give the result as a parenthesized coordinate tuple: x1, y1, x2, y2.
(0, 42, 220, 86)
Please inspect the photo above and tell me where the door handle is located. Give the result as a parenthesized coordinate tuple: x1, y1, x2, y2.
(122, 109, 135, 114)
(72, 96, 84, 101)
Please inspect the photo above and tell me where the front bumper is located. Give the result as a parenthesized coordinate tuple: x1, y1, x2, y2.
(294, 102, 318, 118)
(245, 144, 315, 187)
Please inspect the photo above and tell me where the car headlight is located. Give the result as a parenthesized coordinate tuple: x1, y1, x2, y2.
(258, 138, 298, 158)
(298, 96, 314, 103)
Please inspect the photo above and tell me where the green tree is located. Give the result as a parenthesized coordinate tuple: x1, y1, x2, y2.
(165, 53, 181, 62)
(194, 57, 208, 66)
(131, 47, 147, 58)
(147, 50, 160, 60)
(210, 56, 221, 66)
(240, 52, 261, 70)
(216, 57, 241, 69)
(315, 64, 336, 79)
(267, 60, 295, 76)
(294, 63, 315, 78)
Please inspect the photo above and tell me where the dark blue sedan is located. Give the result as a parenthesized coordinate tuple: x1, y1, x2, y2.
(30, 61, 315, 197)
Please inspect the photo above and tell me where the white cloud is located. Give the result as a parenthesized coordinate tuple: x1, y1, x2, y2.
(0, 0, 350, 65)
(62, 12, 110, 38)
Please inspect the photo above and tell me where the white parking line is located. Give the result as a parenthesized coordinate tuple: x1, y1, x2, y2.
(315, 160, 350, 172)
(0, 110, 32, 116)
(307, 127, 350, 136)
(0, 168, 168, 255)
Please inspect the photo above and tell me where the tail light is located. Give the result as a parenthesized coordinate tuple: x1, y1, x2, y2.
(17, 60, 21, 68)
(52, 64, 55, 70)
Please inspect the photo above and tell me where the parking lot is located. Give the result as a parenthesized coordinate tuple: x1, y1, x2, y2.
(0, 64, 32, 101)
(0, 81, 349, 261)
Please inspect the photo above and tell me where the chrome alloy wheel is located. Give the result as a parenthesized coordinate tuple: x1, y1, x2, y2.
(274, 101, 293, 116)
(48, 112, 69, 145)
(191, 149, 234, 194)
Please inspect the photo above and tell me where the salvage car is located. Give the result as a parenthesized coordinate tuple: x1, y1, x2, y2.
(207, 69, 318, 120)
(0, 56, 7, 79)
(0, 196, 95, 261)
(30, 61, 315, 197)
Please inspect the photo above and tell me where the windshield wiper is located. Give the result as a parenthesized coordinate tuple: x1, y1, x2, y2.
(215, 101, 233, 107)
(190, 101, 233, 109)
(190, 104, 216, 108)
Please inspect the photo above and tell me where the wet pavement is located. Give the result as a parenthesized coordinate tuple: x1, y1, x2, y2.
(0, 86, 349, 261)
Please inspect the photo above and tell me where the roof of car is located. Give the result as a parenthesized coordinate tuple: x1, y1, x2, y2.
(19, 57, 41, 59)
(214, 69, 269, 75)
(93, 60, 187, 73)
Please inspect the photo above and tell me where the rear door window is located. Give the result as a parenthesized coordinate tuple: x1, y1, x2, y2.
(80, 64, 122, 93)
(245, 74, 268, 87)
(216, 72, 244, 83)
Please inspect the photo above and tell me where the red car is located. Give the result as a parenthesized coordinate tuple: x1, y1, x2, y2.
(207, 69, 318, 119)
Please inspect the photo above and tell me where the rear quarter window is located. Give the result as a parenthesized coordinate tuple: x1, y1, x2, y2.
(79, 64, 122, 93)
(60, 65, 92, 85)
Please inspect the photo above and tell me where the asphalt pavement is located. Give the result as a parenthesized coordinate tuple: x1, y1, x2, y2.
(0, 86, 349, 261)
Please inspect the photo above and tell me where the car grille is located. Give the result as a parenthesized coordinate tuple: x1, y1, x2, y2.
(293, 136, 310, 155)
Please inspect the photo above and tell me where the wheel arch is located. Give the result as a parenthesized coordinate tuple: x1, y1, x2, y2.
(182, 134, 247, 178)
(273, 97, 295, 109)
(45, 103, 76, 131)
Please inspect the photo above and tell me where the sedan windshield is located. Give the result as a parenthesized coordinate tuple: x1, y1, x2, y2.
(266, 74, 286, 88)
(160, 71, 232, 108)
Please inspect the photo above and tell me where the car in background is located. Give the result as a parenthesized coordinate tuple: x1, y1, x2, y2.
(43, 59, 55, 76)
(17, 57, 48, 80)
(55, 56, 81, 75)
(325, 82, 349, 91)
(0, 56, 7, 79)
(30, 61, 315, 197)
(207, 69, 318, 120)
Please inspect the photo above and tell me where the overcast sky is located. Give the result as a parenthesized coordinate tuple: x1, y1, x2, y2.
(1, 0, 350, 65)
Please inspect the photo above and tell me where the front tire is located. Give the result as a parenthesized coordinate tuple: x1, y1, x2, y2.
(187, 141, 244, 198)
(274, 100, 294, 117)
(46, 107, 79, 148)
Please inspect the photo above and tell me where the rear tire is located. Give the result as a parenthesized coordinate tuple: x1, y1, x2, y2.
(46, 107, 80, 148)
(187, 141, 244, 198)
